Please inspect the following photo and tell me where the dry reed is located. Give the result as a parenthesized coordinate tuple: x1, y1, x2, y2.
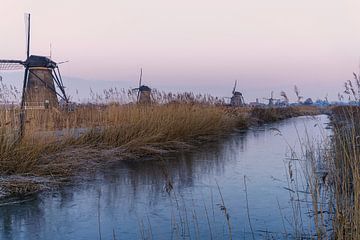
(0, 85, 319, 198)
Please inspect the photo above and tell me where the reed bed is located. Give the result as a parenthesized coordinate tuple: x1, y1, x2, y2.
(325, 106, 360, 239)
(0, 103, 244, 198)
(282, 123, 333, 239)
(251, 105, 319, 124)
(314, 73, 360, 238)
(287, 105, 360, 239)
(0, 85, 319, 199)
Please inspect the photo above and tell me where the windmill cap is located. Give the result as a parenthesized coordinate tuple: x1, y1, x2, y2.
(233, 91, 242, 96)
(139, 85, 151, 91)
(25, 55, 57, 68)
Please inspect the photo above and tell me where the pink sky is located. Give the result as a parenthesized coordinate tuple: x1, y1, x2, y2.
(1, 0, 360, 101)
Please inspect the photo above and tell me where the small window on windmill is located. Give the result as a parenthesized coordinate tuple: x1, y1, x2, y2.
(44, 99, 50, 109)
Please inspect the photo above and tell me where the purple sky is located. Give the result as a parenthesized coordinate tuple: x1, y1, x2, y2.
(1, 0, 360, 102)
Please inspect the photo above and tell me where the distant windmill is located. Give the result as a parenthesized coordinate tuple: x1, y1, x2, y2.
(263, 91, 280, 106)
(132, 68, 151, 104)
(230, 80, 245, 106)
(0, 13, 69, 135)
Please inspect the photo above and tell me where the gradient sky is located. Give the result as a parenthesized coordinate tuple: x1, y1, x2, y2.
(1, 0, 360, 102)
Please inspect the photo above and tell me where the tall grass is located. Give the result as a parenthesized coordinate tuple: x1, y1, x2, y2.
(0, 104, 241, 172)
(321, 73, 360, 238)
(0, 85, 319, 198)
(289, 105, 360, 239)
(0, 102, 251, 197)
(327, 106, 360, 239)
(284, 123, 332, 239)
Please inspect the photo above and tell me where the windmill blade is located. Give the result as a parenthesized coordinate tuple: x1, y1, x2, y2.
(232, 80, 237, 94)
(136, 68, 143, 102)
(24, 13, 31, 58)
(138, 68, 143, 88)
(57, 60, 69, 65)
(0, 60, 24, 70)
(19, 67, 29, 137)
(52, 67, 69, 102)
(20, 67, 29, 108)
(137, 89, 141, 102)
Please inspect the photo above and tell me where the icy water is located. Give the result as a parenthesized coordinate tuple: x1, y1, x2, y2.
(0, 115, 330, 240)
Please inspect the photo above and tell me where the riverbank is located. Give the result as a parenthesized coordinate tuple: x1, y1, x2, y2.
(0, 104, 320, 200)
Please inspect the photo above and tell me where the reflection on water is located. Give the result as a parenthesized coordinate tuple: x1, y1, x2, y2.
(0, 115, 330, 240)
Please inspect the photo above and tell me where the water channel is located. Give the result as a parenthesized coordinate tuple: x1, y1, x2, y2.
(0, 115, 331, 239)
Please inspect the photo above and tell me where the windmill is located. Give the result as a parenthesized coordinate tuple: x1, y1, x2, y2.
(263, 91, 280, 106)
(0, 14, 69, 112)
(132, 68, 151, 104)
(230, 80, 245, 106)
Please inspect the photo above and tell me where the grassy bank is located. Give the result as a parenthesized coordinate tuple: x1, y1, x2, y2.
(0, 103, 319, 199)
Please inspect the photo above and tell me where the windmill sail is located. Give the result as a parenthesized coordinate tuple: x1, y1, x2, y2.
(24, 13, 31, 58)
(232, 80, 237, 94)
(137, 68, 142, 101)
(138, 68, 143, 88)
(0, 60, 24, 70)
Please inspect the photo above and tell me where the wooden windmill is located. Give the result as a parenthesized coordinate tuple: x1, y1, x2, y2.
(0, 14, 68, 109)
(0, 14, 69, 135)
(132, 68, 151, 104)
(230, 80, 245, 106)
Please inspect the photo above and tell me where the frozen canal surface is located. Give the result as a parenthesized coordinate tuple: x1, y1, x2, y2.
(0, 115, 330, 239)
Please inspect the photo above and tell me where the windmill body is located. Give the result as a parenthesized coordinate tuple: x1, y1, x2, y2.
(26, 67, 58, 109)
(137, 85, 152, 104)
(230, 91, 244, 106)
